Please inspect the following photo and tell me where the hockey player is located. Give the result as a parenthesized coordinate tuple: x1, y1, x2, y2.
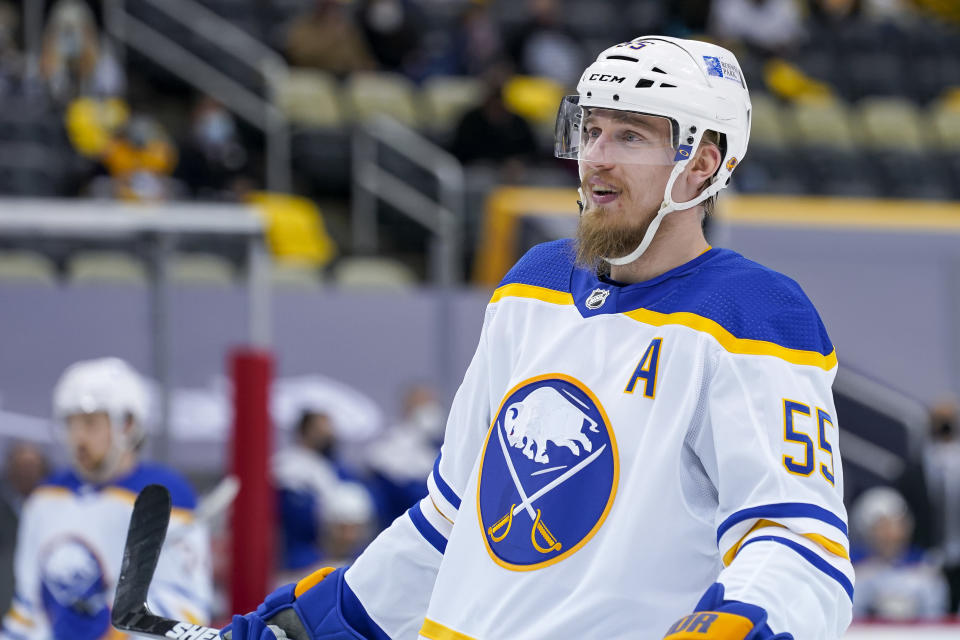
(224, 36, 852, 640)
(1, 358, 212, 640)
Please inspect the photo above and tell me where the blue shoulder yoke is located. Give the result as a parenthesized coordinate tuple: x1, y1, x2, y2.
(495, 240, 833, 357)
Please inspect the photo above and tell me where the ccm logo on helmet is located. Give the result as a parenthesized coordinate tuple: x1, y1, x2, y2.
(588, 73, 626, 84)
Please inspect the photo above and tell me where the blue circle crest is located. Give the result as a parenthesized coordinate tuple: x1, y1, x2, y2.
(478, 374, 618, 570)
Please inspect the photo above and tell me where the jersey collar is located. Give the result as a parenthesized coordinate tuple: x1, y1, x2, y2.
(571, 247, 723, 317)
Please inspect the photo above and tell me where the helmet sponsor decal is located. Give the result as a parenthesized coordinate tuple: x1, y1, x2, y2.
(702, 55, 744, 86)
(726, 157, 738, 171)
(673, 144, 693, 162)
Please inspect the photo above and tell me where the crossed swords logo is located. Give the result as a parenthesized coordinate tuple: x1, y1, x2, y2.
(487, 417, 607, 554)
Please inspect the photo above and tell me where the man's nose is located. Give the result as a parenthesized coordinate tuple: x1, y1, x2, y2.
(581, 137, 617, 167)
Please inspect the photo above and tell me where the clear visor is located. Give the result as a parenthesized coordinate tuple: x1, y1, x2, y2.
(554, 95, 682, 166)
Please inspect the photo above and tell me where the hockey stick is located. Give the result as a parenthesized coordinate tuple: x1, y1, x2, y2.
(113, 483, 223, 639)
(113, 484, 308, 640)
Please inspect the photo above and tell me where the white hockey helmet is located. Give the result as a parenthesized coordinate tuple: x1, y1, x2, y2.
(555, 35, 752, 265)
(53, 357, 149, 474)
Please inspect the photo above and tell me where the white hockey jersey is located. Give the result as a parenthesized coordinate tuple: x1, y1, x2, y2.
(0, 462, 212, 640)
(343, 240, 853, 639)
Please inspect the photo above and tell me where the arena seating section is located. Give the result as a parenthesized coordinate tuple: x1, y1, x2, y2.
(0, 1, 958, 256)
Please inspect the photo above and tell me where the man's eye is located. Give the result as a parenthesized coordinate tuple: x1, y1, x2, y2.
(586, 127, 601, 139)
(622, 131, 645, 143)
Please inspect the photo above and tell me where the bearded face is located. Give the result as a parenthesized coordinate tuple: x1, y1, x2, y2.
(573, 110, 675, 269)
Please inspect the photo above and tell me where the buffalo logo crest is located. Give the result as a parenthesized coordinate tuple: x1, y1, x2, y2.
(478, 375, 618, 570)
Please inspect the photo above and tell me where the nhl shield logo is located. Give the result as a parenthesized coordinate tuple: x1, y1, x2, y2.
(478, 374, 619, 571)
(585, 288, 610, 310)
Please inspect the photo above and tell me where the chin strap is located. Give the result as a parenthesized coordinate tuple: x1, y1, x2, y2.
(603, 162, 722, 267)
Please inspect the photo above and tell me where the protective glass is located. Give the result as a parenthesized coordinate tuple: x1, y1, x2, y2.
(554, 95, 680, 166)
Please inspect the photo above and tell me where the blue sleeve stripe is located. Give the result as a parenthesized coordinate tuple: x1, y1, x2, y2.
(739, 535, 854, 601)
(11, 593, 31, 611)
(432, 455, 461, 510)
(408, 503, 447, 554)
(340, 571, 390, 640)
(717, 503, 848, 543)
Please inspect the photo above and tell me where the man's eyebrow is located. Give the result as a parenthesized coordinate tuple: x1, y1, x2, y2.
(583, 111, 659, 131)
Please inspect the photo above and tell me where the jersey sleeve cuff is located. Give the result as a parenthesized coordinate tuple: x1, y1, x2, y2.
(408, 498, 450, 554)
(717, 502, 849, 566)
(427, 454, 461, 523)
(737, 533, 855, 601)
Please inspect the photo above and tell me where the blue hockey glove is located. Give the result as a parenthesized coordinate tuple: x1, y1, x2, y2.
(221, 567, 388, 640)
(39, 540, 110, 640)
(662, 583, 793, 640)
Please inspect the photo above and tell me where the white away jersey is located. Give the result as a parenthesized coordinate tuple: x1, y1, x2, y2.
(345, 240, 853, 639)
(1, 462, 212, 640)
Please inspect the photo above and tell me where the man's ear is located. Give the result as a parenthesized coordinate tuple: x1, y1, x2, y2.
(689, 143, 722, 186)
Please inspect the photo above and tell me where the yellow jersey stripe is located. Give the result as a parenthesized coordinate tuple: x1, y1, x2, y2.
(8, 605, 34, 627)
(31, 486, 72, 499)
(624, 308, 837, 370)
(420, 618, 477, 640)
(490, 284, 835, 370)
(723, 519, 785, 566)
(723, 519, 849, 566)
(182, 609, 204, 625)
(802, 532, 850, 560)
(102, 487, 195, 522)
(429, 497, 455, 525)
(490, 283, 574, 306)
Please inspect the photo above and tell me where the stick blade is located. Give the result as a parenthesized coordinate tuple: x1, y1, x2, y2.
(112, 484, 172, 631)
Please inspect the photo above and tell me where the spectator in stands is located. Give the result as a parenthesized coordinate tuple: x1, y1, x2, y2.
(851, 486, 950, 620)
(366, 385, 443, 528)
(0, 443, 49, 615)
(284, 0, 376, 76)
(41, 0, 123, 102)
(273, 409, 374, 573)
(357, 0, 422, 75)
(175, 96, 251, 201)
(90, 113, 178, 201)
(451, 62, 537, 178)
(924, 398, 960, 613)
(506, 0, 584, 87)
(452, 2, 504, 76)
(709, 0, 806, 56)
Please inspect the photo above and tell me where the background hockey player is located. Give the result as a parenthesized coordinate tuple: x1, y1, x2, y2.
(1, 357, 212, 640)
(222, 35, 853, 640)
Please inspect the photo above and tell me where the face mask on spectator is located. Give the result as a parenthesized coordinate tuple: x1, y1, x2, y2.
(196, 110, 235, 147)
